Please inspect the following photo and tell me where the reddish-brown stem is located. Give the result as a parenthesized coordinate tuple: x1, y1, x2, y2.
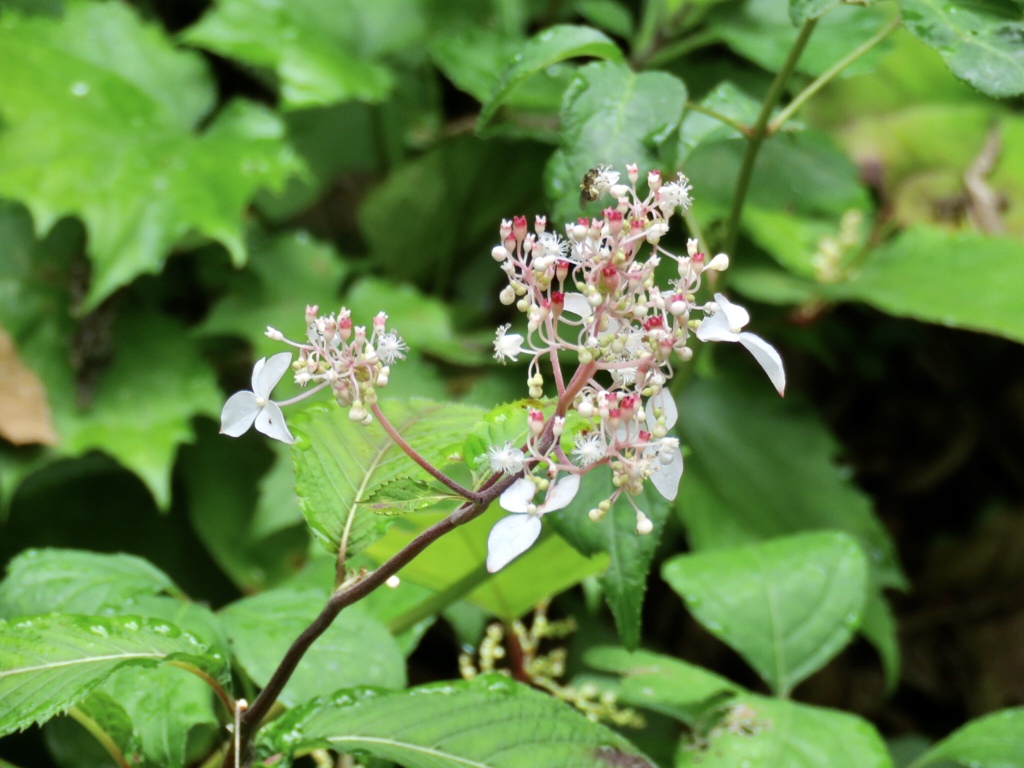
(222, 362, 598, 767)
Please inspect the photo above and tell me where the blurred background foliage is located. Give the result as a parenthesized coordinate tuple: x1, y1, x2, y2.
(0, 0, 1023, 765)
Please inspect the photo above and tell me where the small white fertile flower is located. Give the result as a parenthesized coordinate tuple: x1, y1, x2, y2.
(696, 293, 786, 396)
(571, 431, 606, 466)
(487, 474, 581, 572)
(375, 330, 408, 365)
(487, 441, 526, 475)
(658, 173, 693, 213)
(493, 324, 525, 363)
(220, 353, 296, 444)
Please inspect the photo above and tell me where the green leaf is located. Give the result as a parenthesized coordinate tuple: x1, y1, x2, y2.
(685, 130, 870, 220)
(0, 1, 302, 309)
(709, 0, 894, 78)
(899, 0, 1024, 98)
(860, 587, 901, 694)
(0, 613, 226, 736)
(0, 549, 177, 619)
(477, 24, 623, 130)
(180, 421, 310, 592)
(678, 82, 761, 164)
(363, 507, 607, 621)
(345, 277, 486, 366)
(662, 532, 869, 696)
(182, 0, 395, 109)
(911, 708, 1024, 768)
(677, 375, 904, 588)
(258, 674, 654, 767)
(835, 227, 1024, 344)
(291, 398, 483, 557)
(68, 691, 140, 767)
(199, 230, 350, 359)
(219, 588, 405, 707)
(585, 647, 736, 725)
(790, 0, 843, 24)
(546, 62, 687, 222)
(356, 137, 548, 295)
(676, 692, 893, 768)
(361, 478, 465, 515)
(548, 465, 670, 649)
(101, 664, 218, 768)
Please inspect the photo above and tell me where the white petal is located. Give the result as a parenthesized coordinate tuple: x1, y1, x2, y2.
(499, 478, 536, 513)
(713, 293, 750, 331)
(694, 310, 739, 343)
(486, 514, 543, 572)
(562, 293, 593, 320)
(650, 447, 683, 501)
(539, 473, 581, 513)
(253, 352, 293, 398)
(254, 400, 296, 444)
(220, 391, 261, 437)
(646, 389, 678, 431)
(738, 333, 786, 396)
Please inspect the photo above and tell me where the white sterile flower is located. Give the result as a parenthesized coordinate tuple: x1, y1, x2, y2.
(561, 292, 593, 320)
(487, 474, 581, 572)
(487, 441, 525, 475)
(375, 330, 408, 365)
(493, 324, 525, 363)
(695, 293, 786, 396)
(571, 431, 606, 466)
(220, 353, 296, 444)
(643, 389, 682, 500)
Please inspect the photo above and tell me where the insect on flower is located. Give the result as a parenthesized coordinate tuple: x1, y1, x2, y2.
(579, 165, 604, 208)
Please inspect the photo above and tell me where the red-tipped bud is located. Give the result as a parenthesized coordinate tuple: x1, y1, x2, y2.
(555, 259, 571, 284)
(605, 208, 623, 235)
(600, 264, 620, 293)
(513, 215, 528, 242)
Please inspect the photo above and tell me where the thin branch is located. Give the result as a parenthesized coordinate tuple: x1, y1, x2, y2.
(722, 19, 818, 256)
(769, 16, 901, 134)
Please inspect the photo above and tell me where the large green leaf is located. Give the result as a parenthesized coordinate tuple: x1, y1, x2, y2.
(835, 227, 1024, 344)
(66, 690, 140, 767)
(548, 465, 670, 649)
(258, 674, 654, 767)
(291, 398, 483, 557)
(0, 613, 225, 736)
(675, 692, 893, 768)
(677, 375, 904, 587)
(585, 647, 736, 725)
(0, 1, 302, 309)
(546, 61, 687, 222)
(477, 25, 623, 130)
(899, 0, 1024, 98)
(219, 588, 405, 707)
(0, 549, 178, 619)
(910, 708, 1024, 768)
(662, 532, 869, 696)
(0, 204, 223, 507)
(182, 0, 396, 109)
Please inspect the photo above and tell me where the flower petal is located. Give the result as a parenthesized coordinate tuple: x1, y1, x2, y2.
(499, 477, 536, 513)
(713, 293, 750, 331)
(649, 446, 683, 501)
(220, 391, 261, 437)
(254, 400, 296, 444)
(486, 513, 543, 572)
(738, 332, 786, 396)
(562, 292, 593, 320)
(694, 309, 739, 342)
(646, 389, 678, 431)
(539, 473, 581, 513)
(253, 352, 293, 398)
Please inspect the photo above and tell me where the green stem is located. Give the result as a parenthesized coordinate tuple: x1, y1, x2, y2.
(683, 100, 751, 136)
(643, 28, 718, 67)
(632, 0, 662, 61)
(769, 16, 901, 134)
(722, 19, 818, 256)
(68, 707, 132, 768)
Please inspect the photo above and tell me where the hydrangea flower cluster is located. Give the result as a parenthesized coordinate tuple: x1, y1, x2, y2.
(219, 305, 408, 443)
(483, 164, 785, 572)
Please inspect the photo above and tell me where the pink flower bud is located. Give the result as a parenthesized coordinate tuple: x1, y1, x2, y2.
(534, 215, 547, 234)
(305, 305, 319, 323)
(500, 219, 512, 240)
(550, 291, 565, 319)
(373, 312, 387, 330)
(513, 215, 528, 242)
(627, 163, 639, 183)
(605, 209, 623, 235)
(556, 259, 570, 285)
(599, 264, 620, 293)
(647, 169, 662, 192)
(528, 408, 545, 435)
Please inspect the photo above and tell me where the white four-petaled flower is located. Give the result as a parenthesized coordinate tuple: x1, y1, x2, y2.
(644, 389, 683, 501)
(695, 293, 786, 396)
(219, 352, 296, 444)
(486, 474, 581, 572)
